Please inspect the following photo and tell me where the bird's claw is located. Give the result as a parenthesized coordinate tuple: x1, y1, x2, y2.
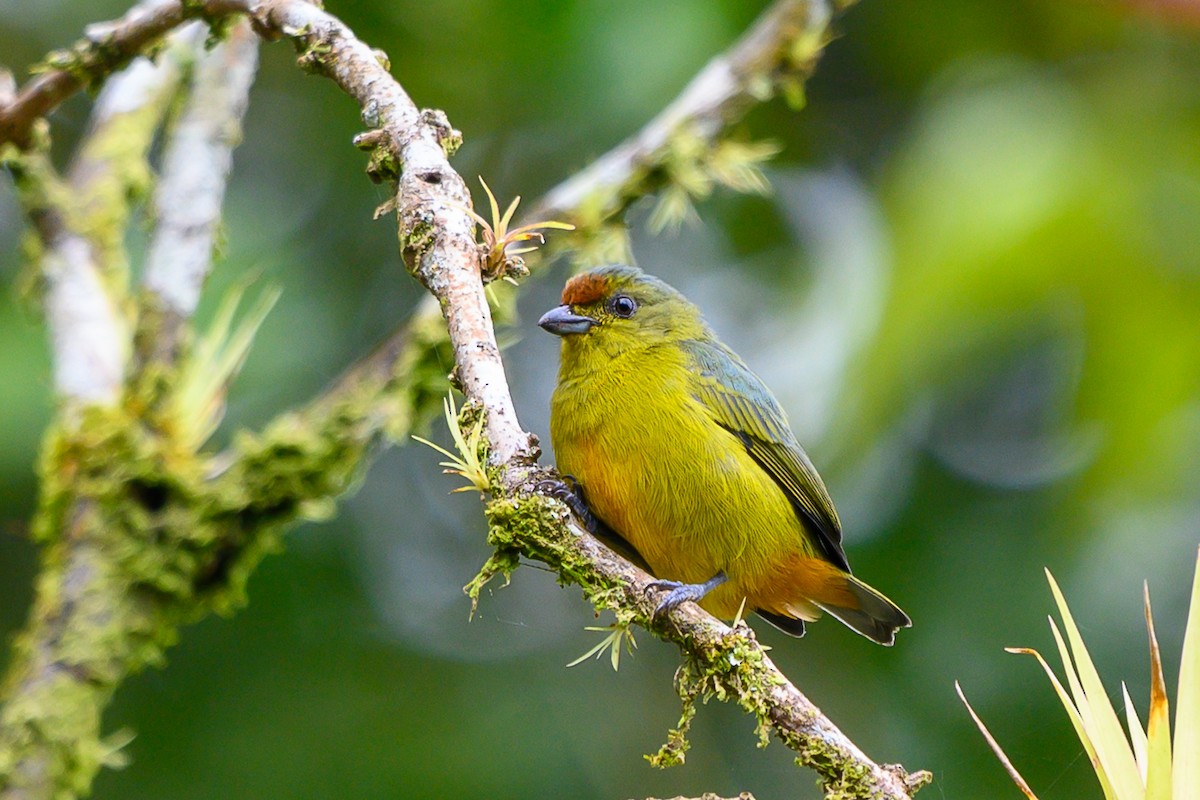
(645, 572, 728, 618)
(645, 579, 698, 617)
(535, 474, 599, 534)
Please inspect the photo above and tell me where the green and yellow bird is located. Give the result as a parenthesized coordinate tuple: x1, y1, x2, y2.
(539, 265, 910, 645)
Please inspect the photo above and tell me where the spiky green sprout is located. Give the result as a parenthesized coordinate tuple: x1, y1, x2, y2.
(567, 619, 638, 672)
(412, 392, 489, 494)
(458, 176, 575, 283)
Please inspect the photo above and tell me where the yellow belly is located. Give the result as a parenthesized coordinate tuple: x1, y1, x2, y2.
(551, 367, 817, 619)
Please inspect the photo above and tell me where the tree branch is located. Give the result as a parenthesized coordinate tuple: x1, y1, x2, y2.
(244, 0, 531, 465)
(0, 31, 198, 800)
(140, 18, 259, 360)
(261, 0, 926, 795)
(0, 0, 246, 149)
(532, 0, 836, 225)
(2, 26, 190, 408)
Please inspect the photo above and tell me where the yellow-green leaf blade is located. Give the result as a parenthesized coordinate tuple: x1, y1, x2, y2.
(1144, 584, 1172, 800)
(1121, 682, 1148, 784)
(1045, 570, 1144, 799)
(1007, 646, 1113, 798)
(1045, 620, 1119, 798)
(1174, 547, 1200, 799)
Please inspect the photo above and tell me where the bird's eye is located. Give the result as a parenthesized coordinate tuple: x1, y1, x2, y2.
(609, 294, 638, 318)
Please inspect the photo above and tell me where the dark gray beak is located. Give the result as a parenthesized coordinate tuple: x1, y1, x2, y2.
(538, 305, 596, 336)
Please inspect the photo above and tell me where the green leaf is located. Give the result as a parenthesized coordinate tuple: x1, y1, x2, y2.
(1174, 547, 1200, 799)
(175, 282, 280, 450)
(1043, 619, 1117, 798)
(1121, 682, 1147, 784)
(1008, 644, 1111, 798)
(1045, 569, 1143, 799)
(1143, 583, 1172, 800)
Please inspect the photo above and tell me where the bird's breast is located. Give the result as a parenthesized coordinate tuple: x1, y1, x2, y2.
(550, 355, 809, 596)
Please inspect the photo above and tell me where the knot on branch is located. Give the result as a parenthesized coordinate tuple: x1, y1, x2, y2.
(294, 31, 334, 75)
(420, 108, 462, 157)
(397, 199, 438, 273)
(352, 129, 399, 184)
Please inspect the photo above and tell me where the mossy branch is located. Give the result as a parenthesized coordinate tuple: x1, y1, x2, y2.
(388, 0, 927, 793)
(476, 491, 930, 798)
(0, 293, 450, 800)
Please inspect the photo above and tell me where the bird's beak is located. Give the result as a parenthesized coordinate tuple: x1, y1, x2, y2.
(538, 305, 596, 336)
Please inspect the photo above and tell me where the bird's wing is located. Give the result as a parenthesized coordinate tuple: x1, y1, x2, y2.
(680, 339, 850, 573)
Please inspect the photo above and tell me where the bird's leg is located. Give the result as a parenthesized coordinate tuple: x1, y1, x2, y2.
(646, 571, 728, 617)
(535, 473, 600, 534)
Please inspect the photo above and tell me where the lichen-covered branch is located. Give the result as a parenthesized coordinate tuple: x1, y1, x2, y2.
(3, 26, 190, 408)
(0, 301, 447, 800)
(0, 31, 199, 799)
(140, 18, 259, 360)
(264, 0, 926, 794)
(478, 493, 929, 799)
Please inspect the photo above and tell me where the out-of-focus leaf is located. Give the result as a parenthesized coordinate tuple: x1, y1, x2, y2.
(176, 282, 280, 450)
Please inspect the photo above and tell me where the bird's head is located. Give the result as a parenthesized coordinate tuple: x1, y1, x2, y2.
(539, 266, 707, 363)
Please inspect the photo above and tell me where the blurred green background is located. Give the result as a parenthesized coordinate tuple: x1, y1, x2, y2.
(3, 0, 1200, 797)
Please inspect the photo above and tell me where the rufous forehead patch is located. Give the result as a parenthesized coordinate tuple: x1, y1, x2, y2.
(562, 273, 609, 306)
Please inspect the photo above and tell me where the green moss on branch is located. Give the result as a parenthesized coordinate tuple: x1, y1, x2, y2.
(0, 307, 450, 799)
(469, 484, 928, 798)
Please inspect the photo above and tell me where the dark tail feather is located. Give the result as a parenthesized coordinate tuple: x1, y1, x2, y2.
(756, 610, 807, 638)
(815, 575, 911, 646)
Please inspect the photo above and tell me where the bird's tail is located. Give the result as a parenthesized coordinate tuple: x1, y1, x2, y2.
(812, 574, 911, 646)
(771, 557, 911, 645)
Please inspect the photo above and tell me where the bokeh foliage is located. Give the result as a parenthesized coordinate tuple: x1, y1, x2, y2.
(2, 0, 1199, 798)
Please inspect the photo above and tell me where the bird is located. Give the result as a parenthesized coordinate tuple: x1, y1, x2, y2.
(538, 264, 910, 645)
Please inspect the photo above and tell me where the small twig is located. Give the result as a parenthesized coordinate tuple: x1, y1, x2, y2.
(140, 18, 259, 359)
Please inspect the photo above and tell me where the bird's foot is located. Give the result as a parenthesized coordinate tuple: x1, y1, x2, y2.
(646, 571, 728, 617)
(535, 474, 600, 534)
